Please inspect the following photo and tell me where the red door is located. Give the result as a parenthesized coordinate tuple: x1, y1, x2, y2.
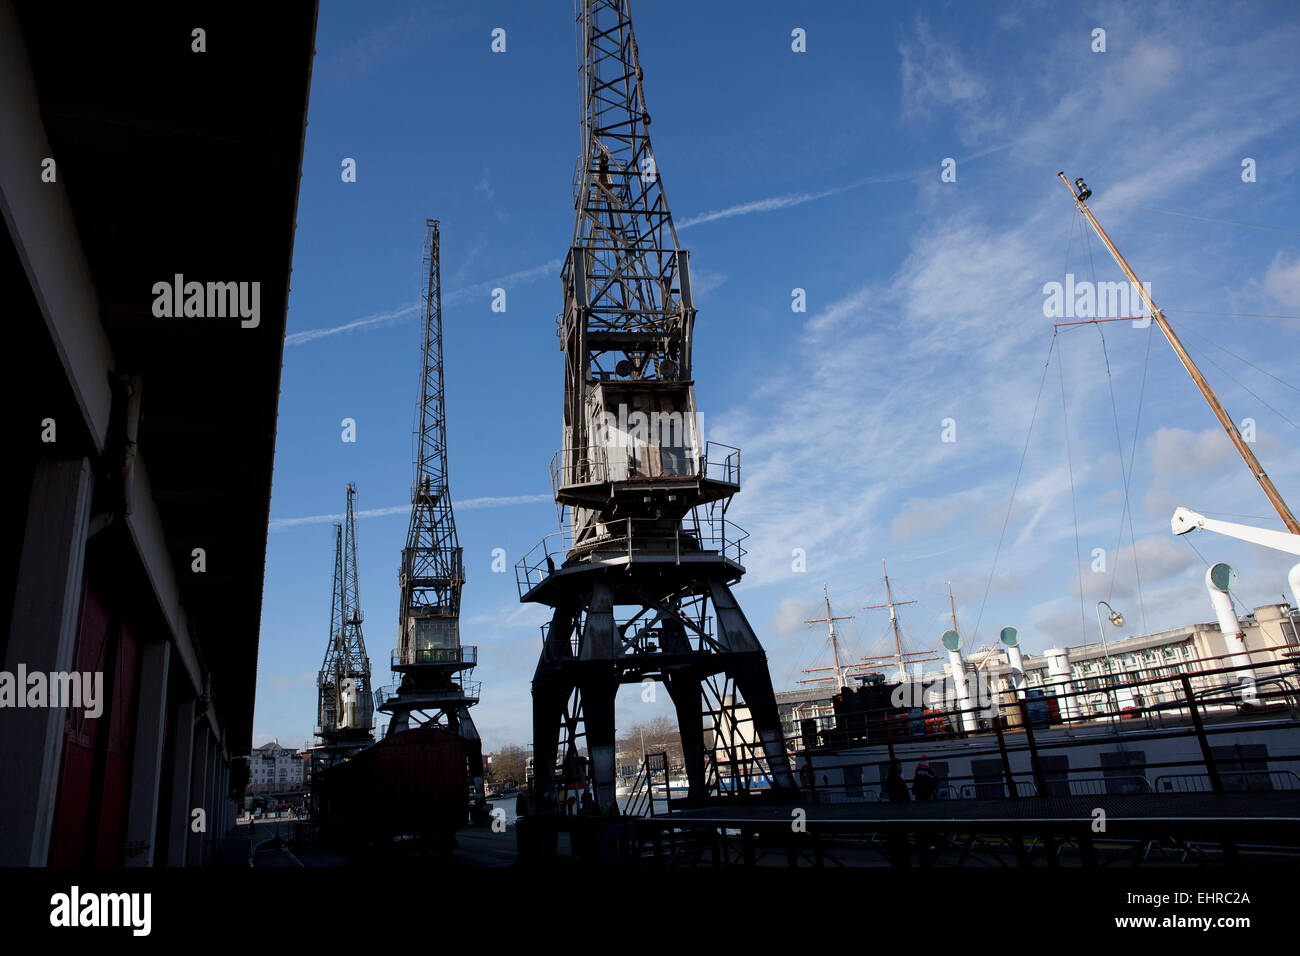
(48, 579, 139, 865)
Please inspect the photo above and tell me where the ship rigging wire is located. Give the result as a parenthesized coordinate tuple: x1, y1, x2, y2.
(1180, 340, 1300, 433)
(1057, 330, 1089, 647)
(1078, 214, 1153, 631)
(972, 196, 1297, 655)
(1096, 319, 1152, 636)
(971, 333, 1057, 645)
(1089, 199, 1300, 239)
(1165, 317, 1300, 394)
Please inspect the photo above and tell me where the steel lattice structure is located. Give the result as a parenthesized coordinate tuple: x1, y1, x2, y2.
(380, 219, 486, 819)
(520, 0, 795, 817)
(316, 482, 374, 748)
(400, 219, 464, 631)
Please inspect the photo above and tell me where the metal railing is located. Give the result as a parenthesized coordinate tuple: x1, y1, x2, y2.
(951, 775, 1150, 798)
(796, 646, 1300, 751)
(1154, 769, 1300, 793)
(373, 677, 481, 710)
(537, 611, 717, 658)
(390, 644, 477, 669)
(550, 440, 740, 494)
(515, 512, 748, 597)
(701, 442, 741, 485)
(713, 653, 1300, 812)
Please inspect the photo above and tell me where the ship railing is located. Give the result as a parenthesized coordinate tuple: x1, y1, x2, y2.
(759, 654, 1300, 807)
(810, 744, 1300, 802)
(948, 776, 1151, 799)
(796, 747, 1294, 803)
(802, 648, 1300, 755)
(1154, 769, 1300, 793)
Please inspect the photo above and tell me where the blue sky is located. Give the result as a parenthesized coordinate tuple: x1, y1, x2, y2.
(253, 0, 1300, 753)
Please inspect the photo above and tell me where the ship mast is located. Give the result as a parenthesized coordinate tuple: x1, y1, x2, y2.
(1058, 172, 1299, 534)
(802, 585, 855, 689)
(865, 559, 917, 680)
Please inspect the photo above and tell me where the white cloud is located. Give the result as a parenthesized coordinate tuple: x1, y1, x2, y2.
(1263, 252, 1300, 309)
(899, 18, 986, 121)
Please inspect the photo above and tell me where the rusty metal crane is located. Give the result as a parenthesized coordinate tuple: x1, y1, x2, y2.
(517, 0, 796, 814)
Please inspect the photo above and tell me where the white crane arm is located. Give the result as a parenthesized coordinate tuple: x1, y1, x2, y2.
(1171, 507, 1300, 556)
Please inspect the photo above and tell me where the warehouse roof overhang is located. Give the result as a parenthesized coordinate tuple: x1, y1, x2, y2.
(6, 0, 319, 754)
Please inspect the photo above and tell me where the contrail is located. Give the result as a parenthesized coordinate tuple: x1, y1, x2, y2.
(268, 493, 552, 532)
(285, 303, 419, 346)
(284, 259, 563, 347)
(675, 145, 1017, 230)
(677, 187, 849, 229)
(285, 145, 1019, 345)
(443, 258, 563, 305)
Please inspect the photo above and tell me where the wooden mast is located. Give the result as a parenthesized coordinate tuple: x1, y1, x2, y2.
(802, 585, 855, 688)
(864, 559, 917, 678)
(861, 563, 940, 679)
(1058, 172, 1300, 534)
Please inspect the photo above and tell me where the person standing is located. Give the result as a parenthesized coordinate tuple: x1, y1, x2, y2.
(885, 760, 911, 802)
(912, 756, 938, 801)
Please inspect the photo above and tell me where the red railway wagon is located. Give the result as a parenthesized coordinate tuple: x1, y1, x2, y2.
(313, 725, 469, 850)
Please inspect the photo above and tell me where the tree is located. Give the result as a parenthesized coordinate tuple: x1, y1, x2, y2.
(617, 716, 683, 770)
(490, 744, 529, 786)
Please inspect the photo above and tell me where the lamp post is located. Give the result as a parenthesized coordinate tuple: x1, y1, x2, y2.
(1095, 601, 1124, 730)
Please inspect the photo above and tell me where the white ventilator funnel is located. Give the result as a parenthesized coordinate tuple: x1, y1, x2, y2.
(1206, 563, 1256, 704)
(1044, 647, 1077, 720)
(942, 630, 979, 733)
(1000, 627, 1026, 697)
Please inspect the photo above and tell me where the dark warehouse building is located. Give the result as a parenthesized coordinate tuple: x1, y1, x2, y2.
(0, 1, 317, 865)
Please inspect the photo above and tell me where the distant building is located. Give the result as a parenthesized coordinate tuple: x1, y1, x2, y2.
(881, 602, 1299, 720)
(247, 740, 306, 793)
(1007, 603, 1300, 717)
(716, 603, 1300, 760)
(777, 687, 838, 745)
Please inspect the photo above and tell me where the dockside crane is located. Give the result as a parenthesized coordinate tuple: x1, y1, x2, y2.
(315, 482, 375, 764)
(379, 219, 488, 821)
(518, 0, 796, 814)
